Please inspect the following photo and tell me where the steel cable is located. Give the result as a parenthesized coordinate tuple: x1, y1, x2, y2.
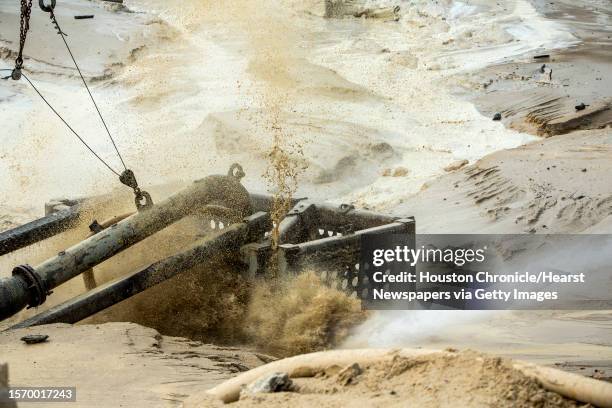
(49, 11, 128, 171)
(21, 72, 121, 176)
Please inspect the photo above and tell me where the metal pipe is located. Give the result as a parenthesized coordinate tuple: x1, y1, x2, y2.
(0, 203, 81, 257)
(0, 172, 251, 321)
(10, 212, 269, 329)
(83, 212, 134, 290)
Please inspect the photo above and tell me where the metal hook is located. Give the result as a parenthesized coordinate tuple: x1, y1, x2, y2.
(119, 169, 154, 211)
(228, 163, 245, 181)
(39, 0, 56, 13)
(134, 191, 153, 212)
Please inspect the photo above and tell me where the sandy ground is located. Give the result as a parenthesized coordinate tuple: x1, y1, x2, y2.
(0, 0, 611, 406)
(0, 323, 271, 407)
(468, 0, 612, 137)
(389, 127, 612, 234)
(189, 350, 590, 407)
(343, 1, 612, 381)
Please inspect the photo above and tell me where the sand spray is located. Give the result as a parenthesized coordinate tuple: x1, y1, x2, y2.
(0, 0, 368, 354)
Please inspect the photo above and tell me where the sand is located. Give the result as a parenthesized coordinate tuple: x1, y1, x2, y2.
(188, 350, 591, 407)
(342, 1, 612, 379)
(387, 127, 612, 234)
(0, 0, 611, 406)
(468, 0, 612, 137)
(0, 322, 272, 407)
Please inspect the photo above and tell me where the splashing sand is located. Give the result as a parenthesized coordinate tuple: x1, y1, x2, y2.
(89, 258, 364, 354)
(245, 272, 366, 356)
(264, 90, 303, 252)
(88, 258, 252, 343)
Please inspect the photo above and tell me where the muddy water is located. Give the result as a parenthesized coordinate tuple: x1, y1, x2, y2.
(1, 0, 573, 214)
(106, 0, 567, 203)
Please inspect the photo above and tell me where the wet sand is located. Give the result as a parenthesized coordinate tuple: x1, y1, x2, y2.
(0, 323, 272, 407)
(469, 0, 612, 136)
(345, 0, 612, 383)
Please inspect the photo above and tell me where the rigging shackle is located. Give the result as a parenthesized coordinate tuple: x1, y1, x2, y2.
(119, 169, 154, 212)
(39, 0, 55, 13)
(134, 190, 153, 212)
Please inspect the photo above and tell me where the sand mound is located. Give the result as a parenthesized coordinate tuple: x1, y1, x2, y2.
(210, 350, 587, 407)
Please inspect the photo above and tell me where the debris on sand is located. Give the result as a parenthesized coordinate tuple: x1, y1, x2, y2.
(325, 0, 400, 20)
(242, 372, 293, 396)
(2, 323, 269, 407)
(20, 334, 49, 345)
(536, 101, 611, 136)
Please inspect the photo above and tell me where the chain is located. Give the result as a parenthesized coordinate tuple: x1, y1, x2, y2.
(6, 0, 154, 211)
(12, 0, 33, 79)
(17, 0, 33, 68)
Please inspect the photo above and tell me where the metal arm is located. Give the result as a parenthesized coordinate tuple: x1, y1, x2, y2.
(0, 169, 251, 321)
